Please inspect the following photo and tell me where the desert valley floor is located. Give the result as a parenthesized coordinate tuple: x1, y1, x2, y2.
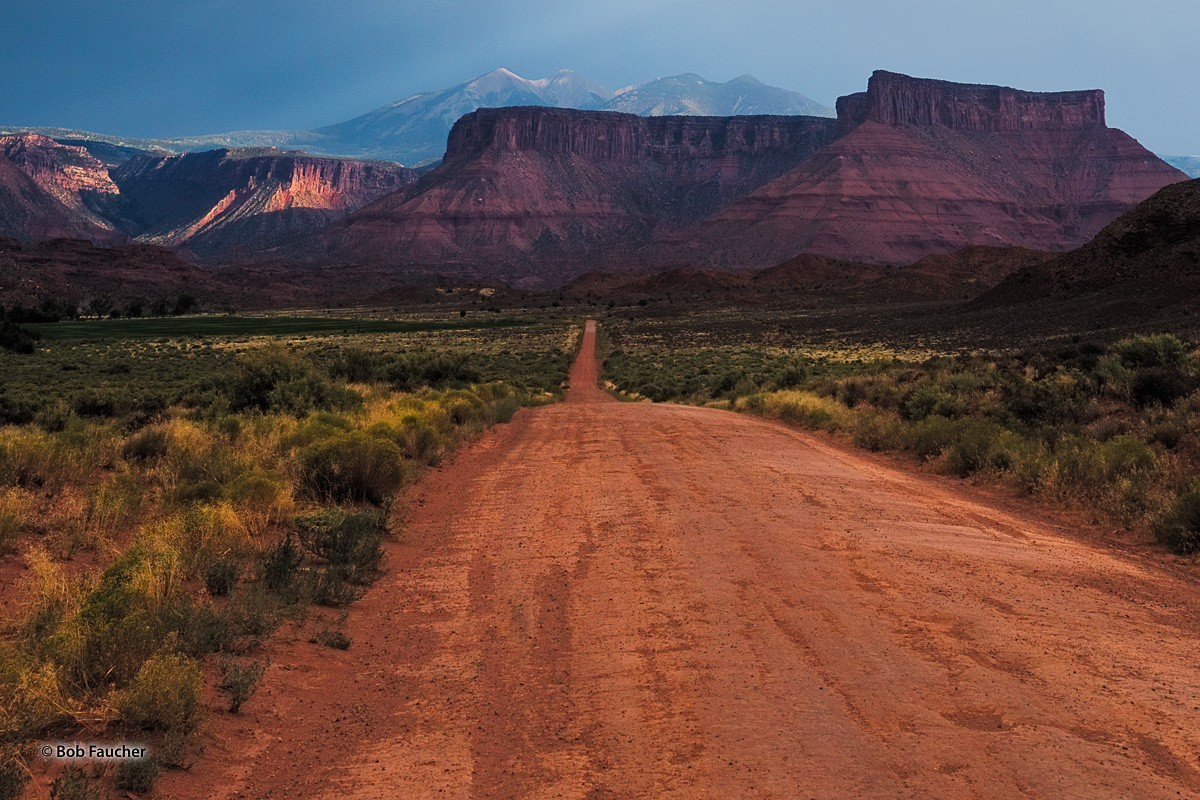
(146, 321, 1200, 800)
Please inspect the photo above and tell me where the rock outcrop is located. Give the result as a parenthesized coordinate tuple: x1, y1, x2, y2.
(0, 135, 124, 243)
(113, 148, 417, 257)
(300, 108, 837, 281)
(665, 71, 1185, 269)
(837, 71, 1105, 132)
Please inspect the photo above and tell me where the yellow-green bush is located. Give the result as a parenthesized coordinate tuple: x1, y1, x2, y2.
(224, 470, 293, 535)
(1157, 479, 1200, 554)
(86, 471, 143, 537)
(118, 650, 201, 732)
(298, 432, 406, 504)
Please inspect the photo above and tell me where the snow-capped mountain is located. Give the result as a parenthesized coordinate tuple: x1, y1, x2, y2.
(604, 73, 832, 118)
(2, 68, 833, 167)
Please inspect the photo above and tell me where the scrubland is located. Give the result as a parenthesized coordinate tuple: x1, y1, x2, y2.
(603, 320, 1200, 556)
(0, 314, 577, 797)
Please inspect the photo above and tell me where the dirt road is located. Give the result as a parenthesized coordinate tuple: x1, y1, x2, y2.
(165, 319, 1200, 799)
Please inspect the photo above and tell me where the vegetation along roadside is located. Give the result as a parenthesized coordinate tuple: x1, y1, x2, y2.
(0, 313, 580, 797)
(602, 322, 1200, 557)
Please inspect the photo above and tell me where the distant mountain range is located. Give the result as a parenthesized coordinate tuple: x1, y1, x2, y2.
(0, 69, 833, 167)
(0, 69, 1188, 297)
(1162, 156, 1200, 177)
(285, 71, 1182, 285)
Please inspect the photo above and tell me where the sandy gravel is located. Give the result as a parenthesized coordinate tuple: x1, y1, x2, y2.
(160, 319, 1200, 800)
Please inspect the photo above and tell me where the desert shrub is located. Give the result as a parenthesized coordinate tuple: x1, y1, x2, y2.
(396, 417, 443, 464)
(0, 750, 27, 800)
(235, 586, 285, 638)
(49, 767, 104, 800)
(0, 395, 36, 427)
(1113, 334, 1190, 370)
(56, 544, 192, 688)
(226, 345, 360, 415)
(441, 395, 484, 427)
(118, 650, 201, 732)
(383, 351, 479, 392)
(1150, 418, 1188, 449)
(851, 412, 904, 451)
(177, 601, 238, 656)
(279, 413, 354, 452)
(833, 377, 870, 408)
(941, 421, 1025, 478)
(298, 432, 405, 504)
(309, 567, 367, 607)
(1094, 355, 1134, 399)
(203, 557, 241, 596)
(638, 383, 662, 401)
(908, 415, 962, 460)
(0, 321, 37, 354)
(150, 504, 249, 570)
(1131, 366, 1193, 408)
(1157, 481, 1200, 554)
(904, 383, 966, 421)
(328, 347, 382, 383)
(217, 656, 267, 713)
(86, 471, 143, 536)
(121, 427, 170, 462)
(116, 755, 161, 794)
(295, 508, 386, 584)
(224, 469, 293, 534)
(71, 388, 133, 418)
(259, 536, 304, 596)
(0, 431, 72, 488)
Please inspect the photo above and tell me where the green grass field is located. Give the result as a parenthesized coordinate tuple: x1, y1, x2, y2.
(25, 315, 531, 341)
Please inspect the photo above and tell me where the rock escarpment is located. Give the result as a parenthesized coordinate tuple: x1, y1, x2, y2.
(0, 135, 125, 242)
(836, 71, 1105, 133)
(113, 148, 417, 258)
(302, 108, 837, 280)
(300, 71, 1182, 285)
(667, 71, 1185, 269)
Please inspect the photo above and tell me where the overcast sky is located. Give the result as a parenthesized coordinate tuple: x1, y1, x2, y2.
(2, 0, 1196, 154)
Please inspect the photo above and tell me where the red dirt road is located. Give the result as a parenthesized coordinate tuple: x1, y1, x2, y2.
(163, 320, 1200, 799)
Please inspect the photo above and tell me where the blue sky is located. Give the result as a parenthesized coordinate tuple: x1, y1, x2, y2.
(2, 0, 1196, 153)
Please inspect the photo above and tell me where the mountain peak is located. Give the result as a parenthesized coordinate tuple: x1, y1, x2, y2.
(483, 67, 522, 81)
(604, 73, 834, 118)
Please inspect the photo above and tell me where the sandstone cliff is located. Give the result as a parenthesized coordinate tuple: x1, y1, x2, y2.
(0, 134, 121, 230)
(301, 108, 837, 280)
(0, 136, 125, 243)
(296, 72, 1183, 286)
(113, 148, 417, 257)
(837, 70, 1105, 133)
(663, 71, 1185, 269)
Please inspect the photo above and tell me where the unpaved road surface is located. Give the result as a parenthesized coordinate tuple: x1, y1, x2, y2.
(164, 320, 1200, 799)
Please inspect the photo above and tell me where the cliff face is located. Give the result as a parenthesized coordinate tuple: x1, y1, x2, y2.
(113, 148, 417, 257)
(301, 108, 837, 280)
(839, 71, 1106, 132)
(662, 71, 1185, 270)
(445, 107, 836, 163)
(0, 135, 125, 243)
(0, 134, 120, 225)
